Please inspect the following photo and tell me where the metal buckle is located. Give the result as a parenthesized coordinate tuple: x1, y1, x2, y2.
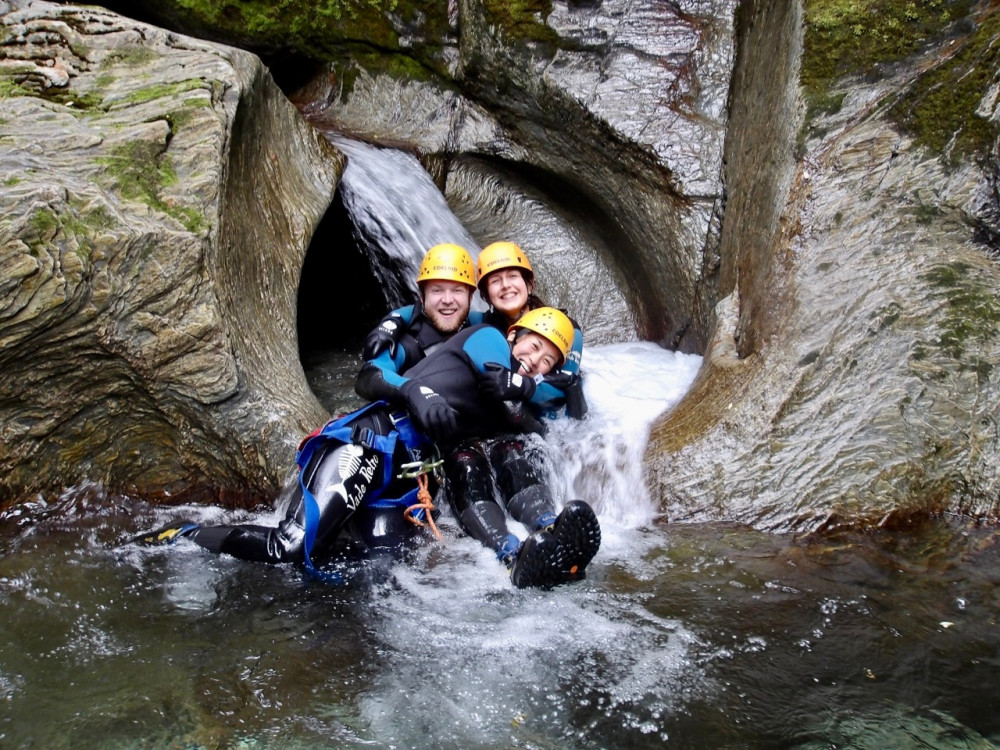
(396, 441, 444, 480)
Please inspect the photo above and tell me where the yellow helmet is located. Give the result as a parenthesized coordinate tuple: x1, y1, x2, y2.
(508, 307, 574, 365)
(417, 243, 477, 290)
(476, 241, 533, 294)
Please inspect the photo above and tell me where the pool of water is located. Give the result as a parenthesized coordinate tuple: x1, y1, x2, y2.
(3, 343, 999, 748)
(2, 492, 999, 749)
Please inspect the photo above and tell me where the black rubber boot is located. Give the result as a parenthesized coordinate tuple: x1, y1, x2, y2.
(509, 531, 567, 589)
(548, 500, 601, 580)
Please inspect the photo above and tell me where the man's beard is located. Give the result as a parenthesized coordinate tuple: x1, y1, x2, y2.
(425, 306, 468, 333)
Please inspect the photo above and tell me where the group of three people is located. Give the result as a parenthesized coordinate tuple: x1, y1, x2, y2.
(135, 242, 600, 589)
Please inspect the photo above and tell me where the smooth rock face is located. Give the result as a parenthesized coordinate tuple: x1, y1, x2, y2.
(302, 0, 738, 350)
(645, 0, 1000, 530)
(0, 0, 340, 505)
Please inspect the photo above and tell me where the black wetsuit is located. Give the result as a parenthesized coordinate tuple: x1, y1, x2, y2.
(355, 303, 483, 404)
(185, 406, 430, 564)
(398, 324, 557, 557)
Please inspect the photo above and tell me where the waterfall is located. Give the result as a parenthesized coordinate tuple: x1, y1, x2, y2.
(319, 136, 702, 526)
(330, 136, 482, 308)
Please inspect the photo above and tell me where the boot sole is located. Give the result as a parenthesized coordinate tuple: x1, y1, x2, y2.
(510, 532, 567, 589)
(551, 501, 601, 579)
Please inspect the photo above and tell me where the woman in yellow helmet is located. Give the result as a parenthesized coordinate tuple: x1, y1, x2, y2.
(427, 244, 597, 588)
(399, 305, 601, 587)
(476, 241, 586, 418)
(360, 242, 597, 584)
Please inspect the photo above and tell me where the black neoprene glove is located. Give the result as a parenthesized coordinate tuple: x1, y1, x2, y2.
(480, 363, 537, 402)
(362, 311, 406, 361)
(541, 371, 578, 390)
(400, 380, 457, 441)
(503, 401, 548, 437)
(543, 371, 588, 419)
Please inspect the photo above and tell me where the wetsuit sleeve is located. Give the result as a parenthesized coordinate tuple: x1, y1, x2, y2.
(564, 323, 584, 376)
(455, 326, 548, 436)
(354, 347, 411, 404)
(362, 305, 417, 361)
(356, 305, 423, 403)
(385, 305, 417, 325)
(460, 325, 517, 374)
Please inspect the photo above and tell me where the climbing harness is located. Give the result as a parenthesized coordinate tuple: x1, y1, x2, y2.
(293, 402, 439, 578)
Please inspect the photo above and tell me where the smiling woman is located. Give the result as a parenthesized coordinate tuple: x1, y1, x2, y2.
(508, 306, 574, 376)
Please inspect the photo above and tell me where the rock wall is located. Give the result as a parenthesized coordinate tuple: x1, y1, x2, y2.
(2, 0, 999, 529)
(646, 0, 1000, 530)
(295, 0, 738, 351)
(0, 0, 339, 506)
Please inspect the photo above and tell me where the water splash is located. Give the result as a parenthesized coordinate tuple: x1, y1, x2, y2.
(547, 341, 703, 527)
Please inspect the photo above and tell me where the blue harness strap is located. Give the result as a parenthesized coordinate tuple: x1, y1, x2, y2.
(293, 402, 432, 577)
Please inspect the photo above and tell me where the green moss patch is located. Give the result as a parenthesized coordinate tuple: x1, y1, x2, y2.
(888, 10, 1000, 164)
(97, 141, 206, 233)
(482, 0, 558, 46)
(151, 1, 415, 55)
(100, 45, 160, 69)
(917, 261, 1000, 379)
(123, 79, 207, 106)
(24, 203, 117, 262)
(802, 0, 974, 118)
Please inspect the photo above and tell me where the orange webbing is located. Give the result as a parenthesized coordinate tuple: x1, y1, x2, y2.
(404, 472, 442, 540)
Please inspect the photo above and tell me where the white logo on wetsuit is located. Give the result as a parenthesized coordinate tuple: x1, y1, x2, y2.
(345, 453, 381, 511)
(336, 444, 364, 477)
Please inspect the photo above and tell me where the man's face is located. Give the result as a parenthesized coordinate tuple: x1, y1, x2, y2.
(509, 331, 561, 377)
(422, 281, 472, 334)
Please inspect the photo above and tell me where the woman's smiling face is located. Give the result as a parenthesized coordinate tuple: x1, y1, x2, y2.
(484, 268, 531, 319)
(510, 331, 561, 377)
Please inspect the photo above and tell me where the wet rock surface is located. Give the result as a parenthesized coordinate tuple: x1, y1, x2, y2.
(0, 0, 340, 505)
(2, 0, 999, 528)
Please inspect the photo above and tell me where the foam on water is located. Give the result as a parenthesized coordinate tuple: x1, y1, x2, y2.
(335, 344, 704, 745)
(351, 527, 706, 747)
(547, 341, 702, 530)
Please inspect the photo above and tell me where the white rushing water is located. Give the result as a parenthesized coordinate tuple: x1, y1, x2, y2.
(321, 137, 707, 745)
(331, 136, 482, 307)
(105, 136, 709, 746)
(349, 343, 705, 747)
(9, 134, 995, 748)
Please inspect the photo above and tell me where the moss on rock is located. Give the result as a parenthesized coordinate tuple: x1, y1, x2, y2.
(888, 9, 1000, 164)
(482, 0, 558, 47)
(916, 261, 1000, 380)
(97, 141, 207, 233)
(801, 0, 974, 119)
